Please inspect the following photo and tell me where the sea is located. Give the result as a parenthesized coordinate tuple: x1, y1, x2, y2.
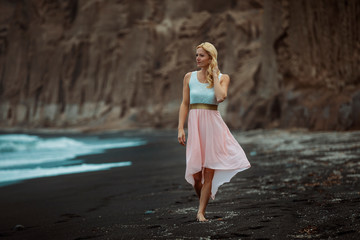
(0, 133, 147, 187)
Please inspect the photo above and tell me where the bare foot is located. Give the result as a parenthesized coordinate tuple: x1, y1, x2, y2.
(196, 212, 208, 222)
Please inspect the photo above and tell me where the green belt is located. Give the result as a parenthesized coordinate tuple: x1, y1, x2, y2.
(190, 103, 218, 110)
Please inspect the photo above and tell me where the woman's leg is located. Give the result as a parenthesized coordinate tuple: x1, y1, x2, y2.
(197, 168, 215, 222)
(193, 171, 203, 198)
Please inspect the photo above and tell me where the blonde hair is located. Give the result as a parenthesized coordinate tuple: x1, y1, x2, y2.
(196, 42, 220, 88)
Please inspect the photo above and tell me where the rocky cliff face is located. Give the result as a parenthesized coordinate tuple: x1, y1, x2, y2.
(228, 0, 360, 130)
(0, 0, 358, 131)
(0, 0, 262, 131)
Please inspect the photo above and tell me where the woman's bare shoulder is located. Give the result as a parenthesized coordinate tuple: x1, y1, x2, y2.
(183, 72, 193, 83)
(220, 73, 230, 78)
(184, 72, 193, 78)
(220, 73, 230, 82)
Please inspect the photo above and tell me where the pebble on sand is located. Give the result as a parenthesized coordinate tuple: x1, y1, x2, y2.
(13, 225, 25, 231)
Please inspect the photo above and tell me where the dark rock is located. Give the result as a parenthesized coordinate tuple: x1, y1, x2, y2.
(0, 0, 359, 131)
(13, 224, 24, 231)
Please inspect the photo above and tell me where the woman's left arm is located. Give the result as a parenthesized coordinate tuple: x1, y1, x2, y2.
(213, 72, 230, 103)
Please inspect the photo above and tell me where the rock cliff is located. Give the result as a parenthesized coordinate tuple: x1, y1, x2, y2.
(229, 0, 360, 130)
(0, 0, 358, 131)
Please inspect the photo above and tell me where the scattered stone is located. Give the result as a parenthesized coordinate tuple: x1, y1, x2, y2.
(145, 210, 155, 214)
(13, 225, 25, 231)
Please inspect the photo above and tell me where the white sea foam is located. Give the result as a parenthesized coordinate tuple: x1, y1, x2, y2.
(0, 134, 146, 185)
(0, 134, 84, 153)
(0, 134, 146, 168)
(0, 134, 39, 142)
(0, 161, 132, 184)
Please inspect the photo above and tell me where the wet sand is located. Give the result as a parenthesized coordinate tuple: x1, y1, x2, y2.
(0, 129, 359, 239)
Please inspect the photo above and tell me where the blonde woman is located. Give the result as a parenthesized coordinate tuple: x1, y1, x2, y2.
(178, 42, 251, 222)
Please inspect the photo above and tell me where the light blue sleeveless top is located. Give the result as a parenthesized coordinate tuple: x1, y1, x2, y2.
(189, 71, 222, 105)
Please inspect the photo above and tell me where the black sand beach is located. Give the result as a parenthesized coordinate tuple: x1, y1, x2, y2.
(0, 129, 360, 239)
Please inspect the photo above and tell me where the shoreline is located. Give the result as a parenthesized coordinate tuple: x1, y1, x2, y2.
(2, 126, 359, 136)
(0, 130, 359, 239)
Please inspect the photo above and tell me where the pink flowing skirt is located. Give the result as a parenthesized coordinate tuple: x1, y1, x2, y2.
(186, 109, 251, 199)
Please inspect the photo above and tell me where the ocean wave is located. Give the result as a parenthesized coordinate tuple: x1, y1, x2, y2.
(0, 134, 85, 152)
(0, 162, 132, 186)
(0, 134, 146, 168)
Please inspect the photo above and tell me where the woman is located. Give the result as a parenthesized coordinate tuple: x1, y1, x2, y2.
(177, 42, 251, 222)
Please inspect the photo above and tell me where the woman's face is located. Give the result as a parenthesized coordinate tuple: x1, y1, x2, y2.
(196, 48, 211, 68)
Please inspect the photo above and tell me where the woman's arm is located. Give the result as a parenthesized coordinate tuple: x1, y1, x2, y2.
(213, 71, 230, 103)
(178, 72, 191, 146)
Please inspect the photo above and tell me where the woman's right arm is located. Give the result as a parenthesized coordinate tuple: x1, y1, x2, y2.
(177, 72, 191, 146)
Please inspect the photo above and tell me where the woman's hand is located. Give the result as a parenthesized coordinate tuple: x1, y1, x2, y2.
(178, 128, 186, 146)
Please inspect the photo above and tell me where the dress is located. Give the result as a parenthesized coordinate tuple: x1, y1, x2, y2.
(185, 71, 251, 199)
